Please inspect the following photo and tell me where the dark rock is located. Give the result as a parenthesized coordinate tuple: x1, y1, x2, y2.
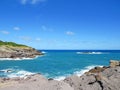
(6, 69, 13, 73)
(48, 78, 54, 81)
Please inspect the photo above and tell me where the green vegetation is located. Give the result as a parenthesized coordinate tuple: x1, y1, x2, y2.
(0, 40, 28, 47)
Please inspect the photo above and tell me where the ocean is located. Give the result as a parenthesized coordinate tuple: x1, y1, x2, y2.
(0, 50, 120, 80)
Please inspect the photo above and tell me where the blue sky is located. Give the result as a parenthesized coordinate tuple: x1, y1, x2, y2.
(0, 0, 120, 49)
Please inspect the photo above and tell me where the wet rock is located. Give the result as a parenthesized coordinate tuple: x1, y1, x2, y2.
(48, 78, 54, 81)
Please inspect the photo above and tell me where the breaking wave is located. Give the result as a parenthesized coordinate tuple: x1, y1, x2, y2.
(0, 56, 40, 61)
(76, 52, 106, 54)
(0, 68, 34, 78)
(54, 65, 103, 81)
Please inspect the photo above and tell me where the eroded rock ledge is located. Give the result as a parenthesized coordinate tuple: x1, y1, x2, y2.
(64, 60, 120, 90)
(0, 60, 120, 90)
(0, 41, 43, 59)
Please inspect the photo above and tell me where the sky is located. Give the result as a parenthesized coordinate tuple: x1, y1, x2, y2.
(0, 0, 120, 49)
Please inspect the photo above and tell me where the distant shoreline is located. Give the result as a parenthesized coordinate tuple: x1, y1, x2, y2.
(0, 55, 43, 61)
(0, 41, 44, 60)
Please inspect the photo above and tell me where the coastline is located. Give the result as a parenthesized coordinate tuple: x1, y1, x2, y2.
(0, 55, 44, 61)
(54, 65, 103, 81)
(0, 60, 120, 90)
(0, 42, 43, 60)
(0, 64, 103, 80)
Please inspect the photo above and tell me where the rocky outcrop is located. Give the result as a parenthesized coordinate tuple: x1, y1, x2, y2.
(0, 74, 73, 90)
(64, 60, 120, 90)
(0, 45, 43, 59)
(0, 60, 120, 90)
(110, 60, 120, 68)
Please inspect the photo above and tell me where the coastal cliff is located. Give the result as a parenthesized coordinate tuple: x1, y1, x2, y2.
(0, 41, 43, 59)
(0, 60, 120, 90)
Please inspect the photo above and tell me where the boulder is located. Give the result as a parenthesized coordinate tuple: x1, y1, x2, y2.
(110, 60, 120, 68)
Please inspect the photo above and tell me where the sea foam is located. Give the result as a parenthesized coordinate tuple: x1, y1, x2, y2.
(7, 70, 34, 78)
(74, 65, 103, 76)
(0, 55, 40, 61)
(0, 68, 34, 78)
(54, 65, 103, 81)
(76, 52, 103, 54)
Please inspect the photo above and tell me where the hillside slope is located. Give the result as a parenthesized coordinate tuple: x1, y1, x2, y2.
(0, 41, 43, 59)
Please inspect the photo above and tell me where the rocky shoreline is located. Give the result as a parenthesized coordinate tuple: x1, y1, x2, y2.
(0, 44, 43, 59)
(0, 60, 120, 90)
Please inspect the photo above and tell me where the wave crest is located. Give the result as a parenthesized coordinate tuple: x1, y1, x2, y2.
(0, 68, 34, 78)
(54, 65, 103, 81)
(76, 52, 103, 54)
(74, 65, 103, 76)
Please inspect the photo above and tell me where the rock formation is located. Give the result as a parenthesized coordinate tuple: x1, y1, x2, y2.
(64, 60, 120, 90)
(0, 74, 73, 90)
(110, 60, 120, 68)
(0, 41, 43, 59)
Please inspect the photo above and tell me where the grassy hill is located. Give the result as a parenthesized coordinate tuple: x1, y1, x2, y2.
(0, 40, 29, 48)
(0, 40, 42, 59)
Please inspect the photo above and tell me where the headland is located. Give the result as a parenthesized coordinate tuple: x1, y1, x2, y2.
(0, 41, 43, 60)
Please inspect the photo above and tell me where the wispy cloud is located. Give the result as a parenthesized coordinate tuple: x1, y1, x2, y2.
(0, 30, 9, 34)
(41, 25, 53, 32)
(21, 0, 27, 4)
(21, 0, 46, 5)
(66, 31, 75, 35)
(31, 0, 46, 4)
(36, 38, 41, 41)
(19, 36, 41, 43)
(13, 27, 21, 31)
(41, 25, 47, 31)
(19, 36, 31, 42)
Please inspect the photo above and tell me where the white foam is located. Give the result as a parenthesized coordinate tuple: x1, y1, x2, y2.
(41, 51, 47, 54)
(54, 76, 66, 81)
(0, 68, 34, 78)
(0, 55, 40, 61)
(0, 68, 14, 73)
(7, 70, 34, 78)
(76, 52, 103, 54)
(74, 65, 103, 76)
(54, 65, 103, 81)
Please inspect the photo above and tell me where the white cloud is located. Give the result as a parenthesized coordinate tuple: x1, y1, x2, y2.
(19, 36, 41, 43)
(0, 30, 9, 34)
(41, 25, 47, 31)
(31, 0, 46, 4)
(36, 38, 41, 41)
(13, 27, 21, 31)
(21, 0, 27, 4)
(41, 25, 53, 32)
(21, 0, 46, 5)
(66, 31, 75, 35)
(19, 36, 31, 41)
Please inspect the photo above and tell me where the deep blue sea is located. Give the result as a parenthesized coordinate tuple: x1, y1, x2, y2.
(0, 50, 120, 80)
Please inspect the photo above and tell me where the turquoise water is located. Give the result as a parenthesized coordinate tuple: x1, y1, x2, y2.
(0, 50, 120, 80)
